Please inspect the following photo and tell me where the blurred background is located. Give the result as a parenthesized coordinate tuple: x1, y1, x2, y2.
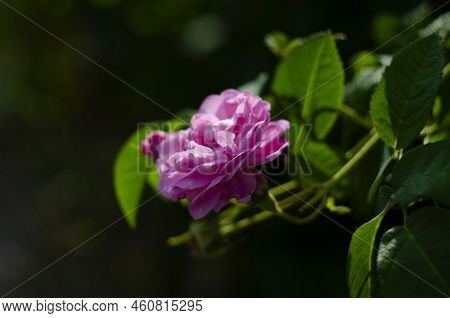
(0, 0, 447, 297)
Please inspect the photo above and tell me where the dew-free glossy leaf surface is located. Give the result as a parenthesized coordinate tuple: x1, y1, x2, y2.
(347, 187, 392, 297)
(370, 34, 444, 148)
(391, 140, 450, 207)
(376, 207, 450, 297)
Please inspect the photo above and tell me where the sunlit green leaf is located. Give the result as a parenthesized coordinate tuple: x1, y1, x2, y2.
(347, 186, 392, 297)
(113, 129, 149, 229)
(303, 140, 343, 178)
(147, 162, 160, 194)
(113, 115, 191, 228)
(272, 31, 344, 139)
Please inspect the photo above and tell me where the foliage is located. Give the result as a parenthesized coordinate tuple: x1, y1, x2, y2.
(376, 207, 450, 297)
(113, 5, 450, 297)
(370, 34, 444, 148)
(113, 129, 149, 229)
(272, 31, 344, 140)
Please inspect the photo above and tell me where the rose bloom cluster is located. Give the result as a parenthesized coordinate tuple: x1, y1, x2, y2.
(142, 89, 290, 219)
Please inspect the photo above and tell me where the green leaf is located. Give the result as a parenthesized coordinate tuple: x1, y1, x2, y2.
(264, 31, 303, 58)
(113, 129, 149, 229)
(264, 31, 289, 57)
(113, 116, 192, 228)
(391, 140, 450, 207)
(238, 72, 268, 96)
(303, 140, 343, 178)
(376, 207, 450, 297)
(272, 31, 344, 139)
(419, 12, 450, 39)
(369, 79, 396, 147)
(370, 34, 444, 149)
(147, 162, 160, 194)
(386, 35, 444, 148)
(347, 187, 392, 297)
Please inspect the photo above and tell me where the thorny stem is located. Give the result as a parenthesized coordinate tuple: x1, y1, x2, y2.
(168, 131, 381, 247)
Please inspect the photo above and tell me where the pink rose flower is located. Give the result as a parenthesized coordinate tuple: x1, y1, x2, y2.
(142, 89, 290, 219)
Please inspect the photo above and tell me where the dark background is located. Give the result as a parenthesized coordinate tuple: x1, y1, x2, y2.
(0, 0, 446, 297)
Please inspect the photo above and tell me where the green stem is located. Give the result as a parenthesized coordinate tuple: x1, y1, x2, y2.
(323, 131, 380, 189)
(228, 131, 381, 231)
(222, 131, 380, 232)
(269, 180, 298, 196)
(402, 205, 408, 225)
(168, 131, 381, 247)
(220, 210, 275, 235)
(167, 231, 192, 246)
(318, 105, 372, 128)
(345, 131, 372, 159)
(339, 104, 372, 128)
(275, 131, 380, 211)
(278, 208, 321, 224)
(220, 204, 249, 224)
(298, 189, 327, 212)
(220, 207, 322, 235)
(277, 186, 316, 209)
